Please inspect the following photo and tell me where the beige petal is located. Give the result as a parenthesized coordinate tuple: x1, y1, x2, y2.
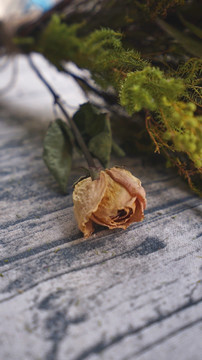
(73, 171, 107, 237)
(92, 172, 136, 229)
(106, 167, 147, 210)
(128, 199, 145, 223)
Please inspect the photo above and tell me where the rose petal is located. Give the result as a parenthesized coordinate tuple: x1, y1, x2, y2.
(128, 199, 145, 223)
(73, 171, 107, 237)
(92, 172, 136, 229)
(106, 167, 147, 209)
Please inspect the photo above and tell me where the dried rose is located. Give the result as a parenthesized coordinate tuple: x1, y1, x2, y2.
(73, 167, 147, 237)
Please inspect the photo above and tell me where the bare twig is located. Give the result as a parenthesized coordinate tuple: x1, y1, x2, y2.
(62, 66, 118, 105)
(28, 54, 98, 172)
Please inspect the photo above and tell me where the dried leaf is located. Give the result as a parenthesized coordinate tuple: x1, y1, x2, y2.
(73, 102, 112, 167)
(43, 119, 73, 193)
(112, 140, 125, 157)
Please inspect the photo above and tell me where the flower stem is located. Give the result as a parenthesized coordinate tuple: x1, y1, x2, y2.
(28, 55, 98, 173)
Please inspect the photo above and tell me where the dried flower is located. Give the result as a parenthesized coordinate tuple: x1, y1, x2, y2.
(73, 167, 146, 237)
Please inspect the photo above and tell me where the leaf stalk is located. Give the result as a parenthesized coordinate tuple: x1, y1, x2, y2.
(28, 55, 98, 175)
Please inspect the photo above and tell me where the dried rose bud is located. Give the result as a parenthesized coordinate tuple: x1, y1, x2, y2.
(73, 167, 146, 237)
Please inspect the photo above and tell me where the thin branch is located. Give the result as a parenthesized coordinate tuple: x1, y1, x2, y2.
(28, 54, 97, 171)
(62, 66, 118, 105)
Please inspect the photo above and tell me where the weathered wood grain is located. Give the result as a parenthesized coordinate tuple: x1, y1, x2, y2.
(0, 55, 201, 360)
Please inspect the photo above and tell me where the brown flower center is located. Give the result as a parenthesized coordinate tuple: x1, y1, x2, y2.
(110, 208, 133, 222)
(117, 209, 127, 217)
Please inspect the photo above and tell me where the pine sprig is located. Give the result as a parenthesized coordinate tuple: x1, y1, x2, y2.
(35, 15, 202, 192)
(5, 0, 200, 194)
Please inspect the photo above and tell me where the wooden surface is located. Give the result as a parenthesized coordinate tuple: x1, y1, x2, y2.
(0, 55, 202, 360)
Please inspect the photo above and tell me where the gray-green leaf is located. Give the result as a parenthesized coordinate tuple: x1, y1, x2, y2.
(89, 131, 111, 167)
(43, 119, 73, 193)
(112, 140, 125, 157)
(73, 102, 112, 167)
(73, 102, 107, 137)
